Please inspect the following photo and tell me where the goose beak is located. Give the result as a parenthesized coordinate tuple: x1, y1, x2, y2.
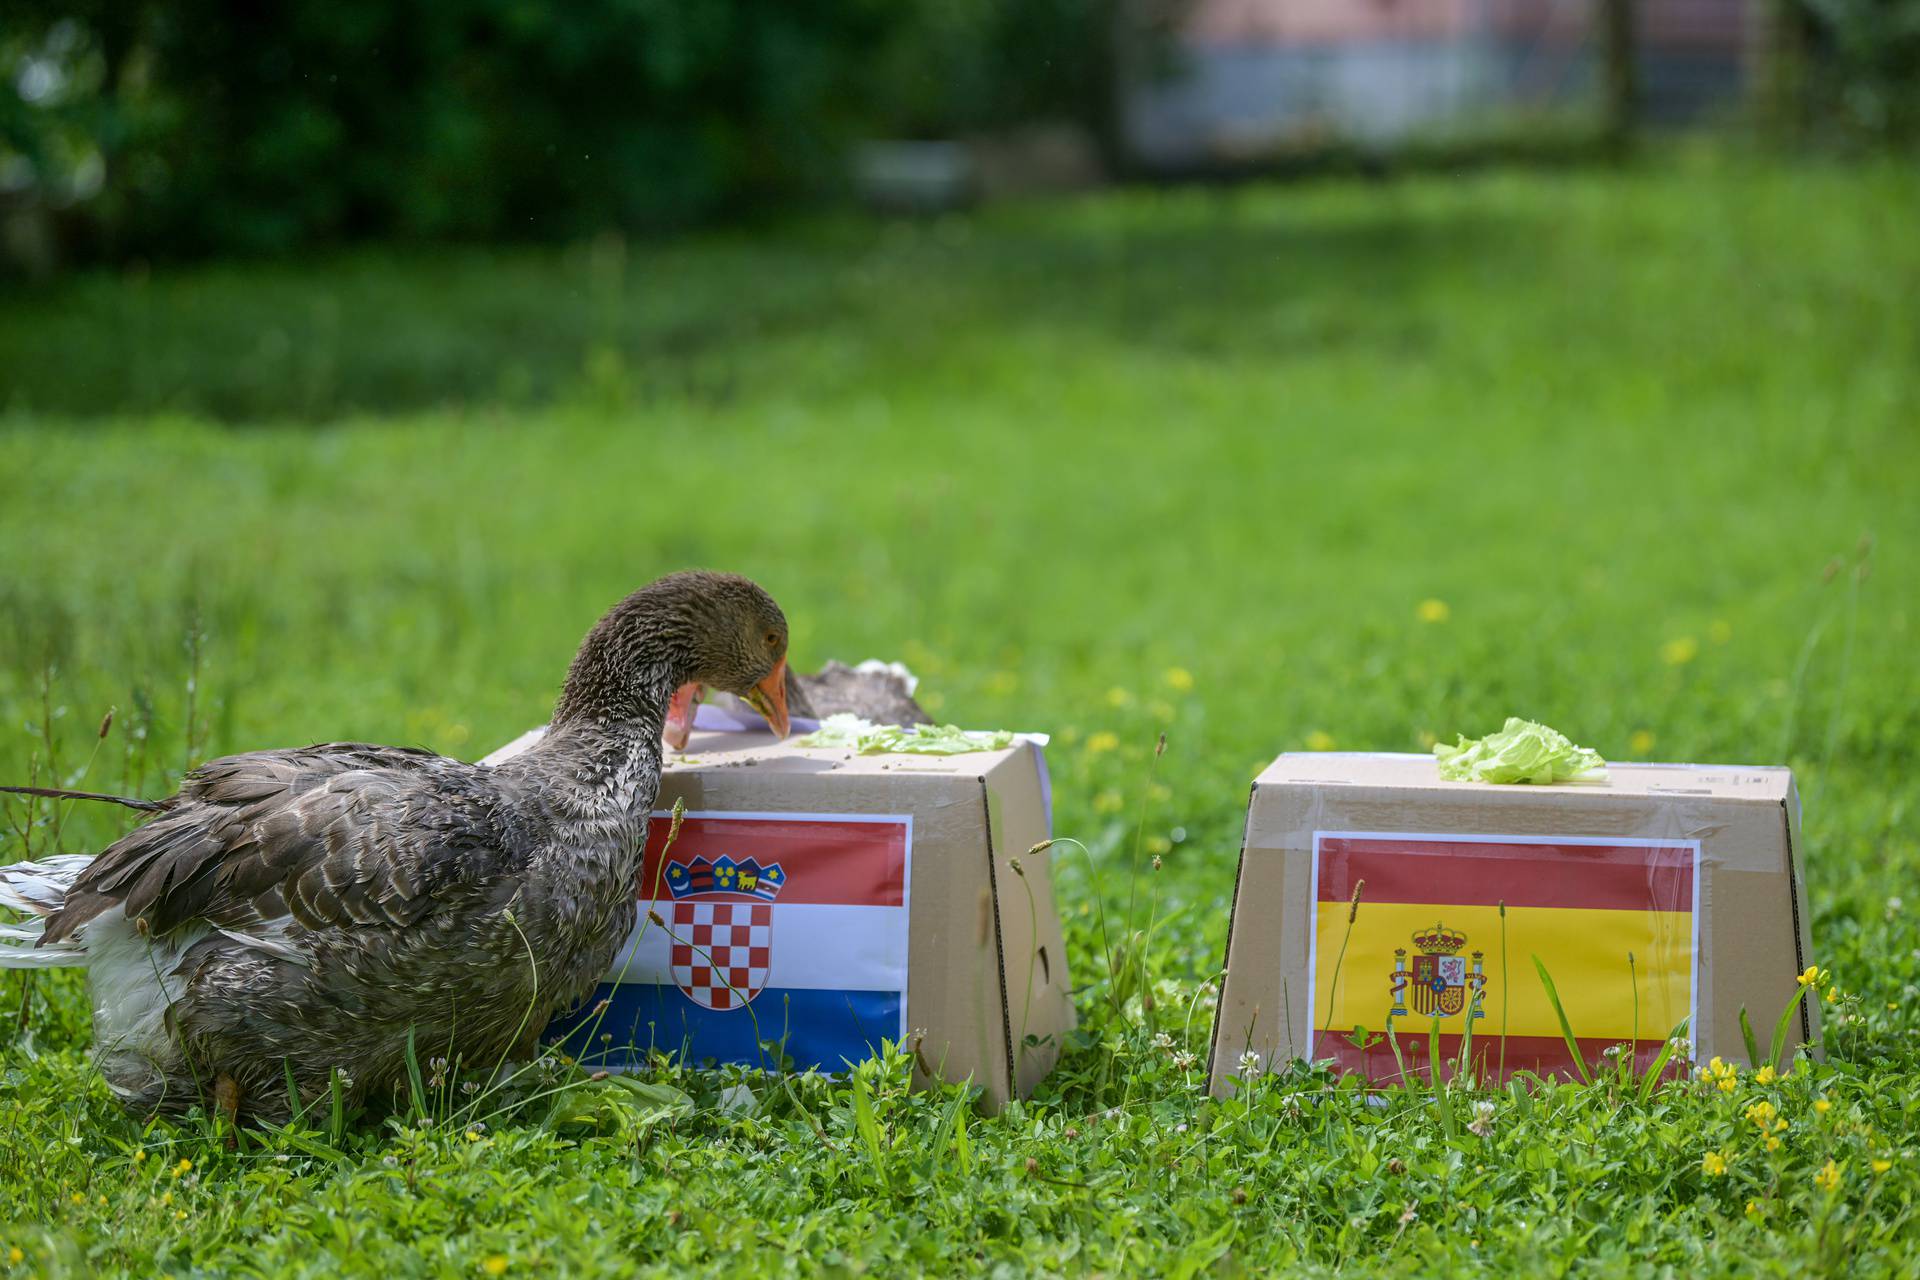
(744, 658, 791, 739)
(663, 682, 703, 751)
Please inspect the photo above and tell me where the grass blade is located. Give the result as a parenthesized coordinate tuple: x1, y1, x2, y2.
(1636, 1017, 1690, 1104)
(404, 1026, 429, 1122)
(283, 1057, 306, 1126)
(850, 1068, 891, 1192)
(1385, 1017, 1409, 1087)
(1531, 956, 1591, 1085)
(1428, 1014, 1455, 1138)
(948, 1097, 974, 1176)
(1739, 1006, 1761, 1068)
(1768, 986, 1810, 1073)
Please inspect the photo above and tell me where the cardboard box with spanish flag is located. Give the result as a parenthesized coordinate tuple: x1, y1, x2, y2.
(1207, 753, 1818, 1092)
(485, 708, 1074, 1108)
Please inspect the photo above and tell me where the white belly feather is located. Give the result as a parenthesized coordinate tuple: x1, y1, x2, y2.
(1, 854, 199, 1098)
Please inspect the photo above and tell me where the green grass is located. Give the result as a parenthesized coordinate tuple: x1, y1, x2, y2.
(2, 149, 1918, 1277)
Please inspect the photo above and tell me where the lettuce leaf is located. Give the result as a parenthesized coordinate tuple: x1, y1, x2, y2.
(793, 713, 1015, 756)
(1434, 717, 1606, 784)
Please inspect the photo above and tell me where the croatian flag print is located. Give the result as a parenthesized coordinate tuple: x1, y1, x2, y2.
(546, 812, 912, 1072)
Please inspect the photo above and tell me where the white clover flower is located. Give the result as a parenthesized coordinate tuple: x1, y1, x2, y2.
(1237, 1050, 1263, 1077)
(1151, 1032, 1175, 1051)
(1467, 1099, 1497, 1137)
(1171, 1050, 1198, 1071)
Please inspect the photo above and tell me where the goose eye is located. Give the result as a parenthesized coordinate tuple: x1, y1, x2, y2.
(765, 632, 780, 649)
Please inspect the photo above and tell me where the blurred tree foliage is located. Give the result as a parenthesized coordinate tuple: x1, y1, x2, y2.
(1800, 0, 1920, 139)
(0, 0, 1121, 265)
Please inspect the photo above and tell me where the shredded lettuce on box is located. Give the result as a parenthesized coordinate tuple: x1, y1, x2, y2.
(1434, 717, 1606, 784)
(793, 713, 1015, 756)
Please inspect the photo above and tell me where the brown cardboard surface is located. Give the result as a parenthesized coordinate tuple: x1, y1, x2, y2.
(487, 726, 1071, 1107)
(1209, 752, 1815, 1095)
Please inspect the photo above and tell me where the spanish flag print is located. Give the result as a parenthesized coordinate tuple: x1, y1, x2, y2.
(1309, 833, 1698, 1083)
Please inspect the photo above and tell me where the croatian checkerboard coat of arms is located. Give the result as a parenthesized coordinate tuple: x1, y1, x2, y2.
(663, 854, 786, 1011)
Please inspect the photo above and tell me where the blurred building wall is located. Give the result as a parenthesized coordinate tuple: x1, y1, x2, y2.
(1126, 0, 1752, 166)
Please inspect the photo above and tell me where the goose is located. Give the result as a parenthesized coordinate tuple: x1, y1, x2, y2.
(0, 570, 790, 1124)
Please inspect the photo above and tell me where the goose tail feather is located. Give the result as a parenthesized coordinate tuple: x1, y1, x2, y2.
(0, 854, 93, 968)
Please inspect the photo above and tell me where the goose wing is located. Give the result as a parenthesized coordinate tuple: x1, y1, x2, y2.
(43, 743, 524, 943)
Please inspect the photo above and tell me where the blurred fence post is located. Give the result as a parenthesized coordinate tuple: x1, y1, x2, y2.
(1749, 0, 1807, 142)
(1598, 0, 1638, 154)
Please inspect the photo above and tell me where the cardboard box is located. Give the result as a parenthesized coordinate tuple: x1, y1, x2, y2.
(1208, 753, 1817, 1093)
(485, 717, 1073, 1108)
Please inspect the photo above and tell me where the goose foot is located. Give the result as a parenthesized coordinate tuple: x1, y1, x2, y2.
(214, 1074, 241, 1147)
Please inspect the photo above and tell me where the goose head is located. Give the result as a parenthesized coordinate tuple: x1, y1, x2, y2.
(553, 571, 789, 745)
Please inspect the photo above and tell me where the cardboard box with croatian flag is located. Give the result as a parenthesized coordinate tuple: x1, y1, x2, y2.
(487, 707, 1073, 1108)
(1207, 752, 1819, 1092)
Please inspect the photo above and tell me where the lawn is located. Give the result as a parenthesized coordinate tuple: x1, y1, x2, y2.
(1, 150, 1917, 1277)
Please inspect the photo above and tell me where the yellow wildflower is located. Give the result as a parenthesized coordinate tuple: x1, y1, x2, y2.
(1661, 636, 1699, 666)
(1093, 790, 1124, 815)
(985, 670, 1018, 696)
(70, 1192, 85, 1205)
(1163, 667, 1195, 692)
(1305, 730, 1336, 752)
(1745, 1100, 1777, 1128)
(161, 1192, 172, 1207)
(1417, 599, 1450, 624)
(1826, 989, 1838, 1004)
(1085, 731, 1120, 755)
(1718, 1076, 1736, 1093)
(1814, 1099, 1831, 1115)
(1872, 1158, 1892, 1174)
(1628, 729, 1655, 755)
(1815, 1159, 1842, 1192)
(1709, 620, 1732, 644)
(1766, 1136, 1782, 1152)
(175, 1210, 187, 1221)
(466, 1129, 481, 1142)
(1754, 1065, 1777, 1085)
(1797, 966, 1820, 987)
(1701, 1151, 1728, 1176)
(7, 1246, 22, 1264)
(133, 1150, 146, 1163)
(482, 1257, 510, 1277)
(1745, 1198, 1763, 1217)
(1104, 687, 1132, 709)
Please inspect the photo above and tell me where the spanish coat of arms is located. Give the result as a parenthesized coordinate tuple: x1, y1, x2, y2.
(1389, 923, 1488, 1019)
